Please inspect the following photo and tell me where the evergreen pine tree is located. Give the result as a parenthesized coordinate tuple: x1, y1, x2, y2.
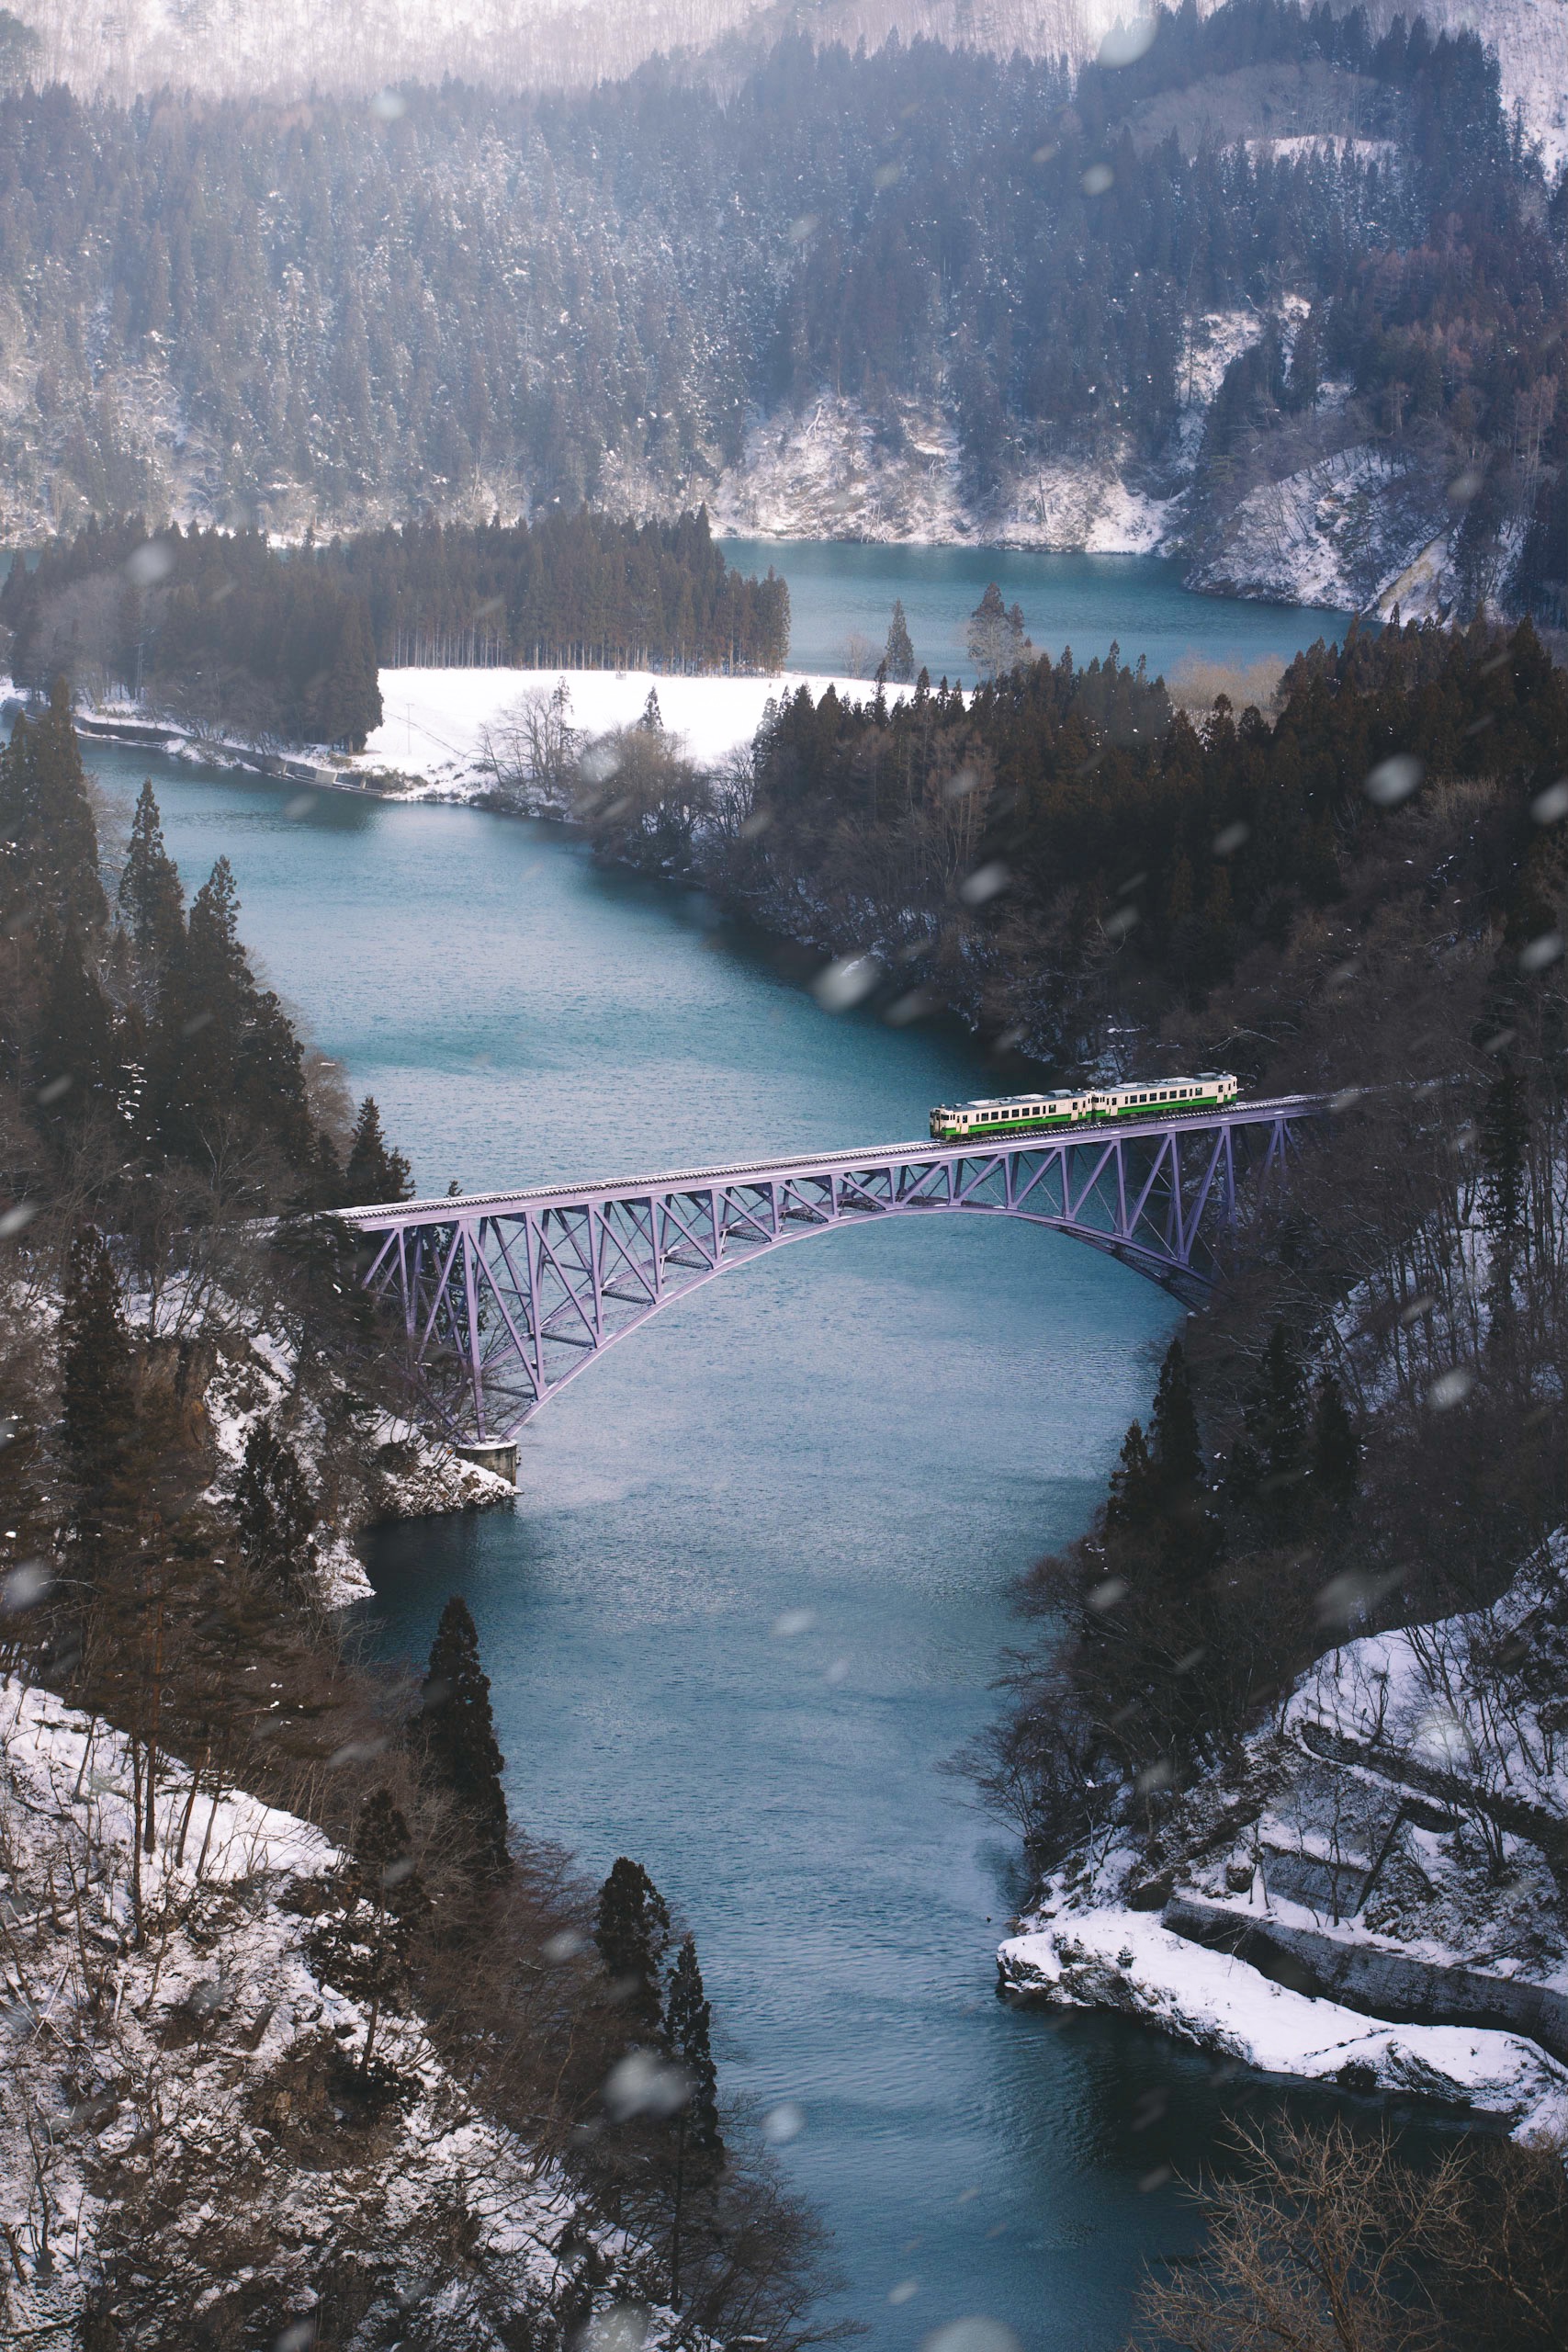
(58, 1227, 136, 1560)
(594, 1856, 671, 2034)
(234, 1420, 318, 1586)
(307, 1790, 430, 2075)
(663, 1933, 722, 2168)
(1104, 1420, 1155, 1532)
(117, 780, 186, 1004)
(1480, 1061, 1528, 1244)
(0, 677, 107, 936)
(1231, 1322, 1309, 1509)
(185, 854, 249, 1012)
(1148, 1336, 1202, 1497)
(34, 925, 117, 1125)
(419, 1594, 510, 1879)
(1312, 1372, 1359, 1512)
(884, 599, 915, 684)
(309, 597, 382, 751)
(344, 1096, 413, 1204)
(639, 687, 664, 733)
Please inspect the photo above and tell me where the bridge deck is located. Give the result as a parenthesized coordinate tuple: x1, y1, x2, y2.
(339, 1092, 1324, 1227)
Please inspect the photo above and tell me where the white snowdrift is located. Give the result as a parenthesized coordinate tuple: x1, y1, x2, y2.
(999, 1907, 1568, 2137)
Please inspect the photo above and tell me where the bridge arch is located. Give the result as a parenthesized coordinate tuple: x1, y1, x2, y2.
(344, 1100, 1321, 1444)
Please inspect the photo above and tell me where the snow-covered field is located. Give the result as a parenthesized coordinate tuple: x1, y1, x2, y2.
(355, 664, 912, 797)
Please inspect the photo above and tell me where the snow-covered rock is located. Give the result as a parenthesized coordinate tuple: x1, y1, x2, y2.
(709, 391, 1185, 556)
(1186, 442, 1452, 612)
(201, 1325, 514, 1607)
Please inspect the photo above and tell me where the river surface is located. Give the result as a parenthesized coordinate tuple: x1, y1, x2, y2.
(719, 538, 1356, 687)
(77, 554, 1352, 2352)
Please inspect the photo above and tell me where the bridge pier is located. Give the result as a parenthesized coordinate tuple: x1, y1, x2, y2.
(455, 1438, 519, 1485)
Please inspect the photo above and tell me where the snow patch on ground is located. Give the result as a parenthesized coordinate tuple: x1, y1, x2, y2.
(354, 664, 911, 798)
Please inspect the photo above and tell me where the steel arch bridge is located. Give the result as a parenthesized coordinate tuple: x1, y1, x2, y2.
(340, 1094, 1325, 1444)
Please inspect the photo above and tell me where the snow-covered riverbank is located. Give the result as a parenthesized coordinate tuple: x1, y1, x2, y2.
(57, 667, 914, 808)
(998, 1544, 1568, 2140)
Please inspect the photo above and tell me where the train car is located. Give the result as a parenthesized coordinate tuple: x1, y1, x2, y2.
(1089, 1071, 1238, 1120)
(930, 1089, 1093, 1139)
(929, 1071, 1237, 1140)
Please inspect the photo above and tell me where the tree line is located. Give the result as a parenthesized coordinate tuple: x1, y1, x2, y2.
(0, 509, 790, 749)
(576, 612, 1566, 1071)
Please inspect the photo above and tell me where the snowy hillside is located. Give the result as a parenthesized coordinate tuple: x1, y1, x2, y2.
(0, 1676, 667, 2346)
(999, 1540, 1568, 2135)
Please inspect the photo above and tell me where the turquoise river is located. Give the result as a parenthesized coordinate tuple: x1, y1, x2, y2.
(78, 550, 1371, 2352)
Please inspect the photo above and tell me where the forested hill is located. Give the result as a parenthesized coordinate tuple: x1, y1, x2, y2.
(0, 511, 789, 746)
(0, 1, 1560, 621)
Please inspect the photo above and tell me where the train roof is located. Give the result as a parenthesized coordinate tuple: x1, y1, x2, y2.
(938, 1089, 1088, 1111)
(932, 1072, 1234, 1112)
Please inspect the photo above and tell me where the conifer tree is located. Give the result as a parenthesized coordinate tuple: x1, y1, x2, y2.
(664, 1934, 722, 2168)
(1230, 1322, 1309, 1509)
(1149, 1336, 1202, 1497)
(308, 597, 382, 751)
(185, 854, 249, 1013)
(663, 1928, 723, 2308)
(117, 780, 186, 1004)
(419, 1593, 510, 1879)
(344, 1096, 413, 1204)
(594, 1856, 671, 2035)
(58, 1227, 136, 1560)
(307, 1790, 430, 2075)
(639, 686, 664, 733)
(0, 677, 107, 936)
(1480, 1061, 1528, 1247)
(34, 925, 117, 1125)
(1104, 1419, 1154, 1532)
(234, 1421, 318, 1587)
(149, 854, 315, 1177)
(1312, 1372, 1359, 1512)
(883, 599, 915, 684)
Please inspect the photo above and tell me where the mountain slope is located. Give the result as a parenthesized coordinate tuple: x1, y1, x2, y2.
(7, 0, 1564, 162)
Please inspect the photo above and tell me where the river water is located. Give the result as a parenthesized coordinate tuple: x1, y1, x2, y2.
(77, 559, 1355, 2352)
(718, 539, 1355, 686)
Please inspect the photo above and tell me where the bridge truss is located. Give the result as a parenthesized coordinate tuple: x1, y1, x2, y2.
(342, 1095, 1324, 1442)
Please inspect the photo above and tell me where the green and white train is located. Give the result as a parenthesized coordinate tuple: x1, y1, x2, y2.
(930, 1071, 1238, 1140)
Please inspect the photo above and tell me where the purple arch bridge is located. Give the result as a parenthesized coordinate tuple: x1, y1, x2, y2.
(340, 1094, 1326, 1448)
